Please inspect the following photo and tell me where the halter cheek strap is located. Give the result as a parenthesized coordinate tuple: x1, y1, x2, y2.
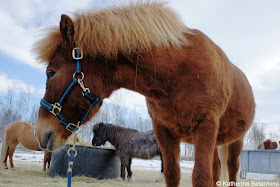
(40, 48, 101, 132)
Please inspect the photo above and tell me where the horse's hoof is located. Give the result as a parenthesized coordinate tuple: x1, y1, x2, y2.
(127, 175, 135, 182)
(155, 172, 164, 182)
(4, 167, 8, 169)
(118, 177, 125, 182)
(11, 168, 16, 171)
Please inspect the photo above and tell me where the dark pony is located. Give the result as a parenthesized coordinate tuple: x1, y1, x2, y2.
(34, 2, 255, 186)
(0, 121, 52, 170)
(258, 139, 280, 150)
(92, 122, 163, 182)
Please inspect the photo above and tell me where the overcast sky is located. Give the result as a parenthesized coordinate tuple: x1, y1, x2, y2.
(0, 0, 279, 130)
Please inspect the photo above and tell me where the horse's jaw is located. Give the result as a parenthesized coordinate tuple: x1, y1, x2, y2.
(34, 118, 69, 151)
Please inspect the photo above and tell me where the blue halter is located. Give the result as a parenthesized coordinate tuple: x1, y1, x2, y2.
(40, 48, 101, 132)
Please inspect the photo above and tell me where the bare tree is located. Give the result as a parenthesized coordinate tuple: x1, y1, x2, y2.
(28, 104, 39, 125)
(0, 89, 22, 140)
(109, 91, 127, 126)
(243, 122, 266, 149)
(181, 143, 195, 161)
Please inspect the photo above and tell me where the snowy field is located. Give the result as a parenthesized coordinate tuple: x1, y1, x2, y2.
(10, 145, 279, 181)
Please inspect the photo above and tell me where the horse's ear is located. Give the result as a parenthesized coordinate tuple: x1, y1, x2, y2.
(60, 14, 75, 47)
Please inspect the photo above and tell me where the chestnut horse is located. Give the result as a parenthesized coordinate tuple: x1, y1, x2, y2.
(33, 2, 255, 186)
(258, 139, 280, 150)
(0, 121, 52, 170)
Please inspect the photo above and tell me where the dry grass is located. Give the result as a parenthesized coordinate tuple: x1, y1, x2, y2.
(1, 160, 280, 187)
(0, 160, 191, 187)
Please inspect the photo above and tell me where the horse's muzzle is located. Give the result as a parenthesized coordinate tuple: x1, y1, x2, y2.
(40, 131, 55, 151)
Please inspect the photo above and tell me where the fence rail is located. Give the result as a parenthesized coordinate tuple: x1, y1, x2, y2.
(240, 150, 280, 179)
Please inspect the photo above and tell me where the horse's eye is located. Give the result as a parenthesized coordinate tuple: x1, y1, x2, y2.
(46, 70, 56, 79)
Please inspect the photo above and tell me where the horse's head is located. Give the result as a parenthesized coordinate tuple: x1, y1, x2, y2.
(92, 123, 108, 146)
(34, 15, 110, 151)
(263, 139, 274, 149)
(258, 139, 278, 150)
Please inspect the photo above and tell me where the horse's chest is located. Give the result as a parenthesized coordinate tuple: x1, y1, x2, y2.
(146, 99, 178, 122)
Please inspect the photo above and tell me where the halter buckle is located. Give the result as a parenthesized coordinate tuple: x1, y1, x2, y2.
(72, 47, 83, 60)
(66, 122, 80, 132)
(50, 103, 62, 116)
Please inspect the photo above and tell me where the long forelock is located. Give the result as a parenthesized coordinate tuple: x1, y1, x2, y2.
(33, 1, 192, 63)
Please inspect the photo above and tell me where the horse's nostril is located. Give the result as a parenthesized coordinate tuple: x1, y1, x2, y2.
(40, 143, 47, 150)
(41, 131, 54, 150)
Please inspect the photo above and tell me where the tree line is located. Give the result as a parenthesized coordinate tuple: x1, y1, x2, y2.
(0, 88, 272, 160)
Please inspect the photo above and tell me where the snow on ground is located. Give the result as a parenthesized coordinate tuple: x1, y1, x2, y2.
(131, 158, 194, 173)
(13, 149, 45, 163)
(9, 145, 279, 181)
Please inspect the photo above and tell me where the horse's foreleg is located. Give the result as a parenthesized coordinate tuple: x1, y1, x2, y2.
(126, 158, 133, 182)
(43, 151, 47, 171)
(8, 146, 16, 168)
(47, 152, 52, 169)
(154, 125, 180, 187)
(160, 153, 164, 173)
(227, 138, 243, 183)
(119, 164, 125, 181)
(119, 156, 126, 181)
(192, 117, 218, 187)
(212, 148, 221, 187)
(4, 151, 9, 169)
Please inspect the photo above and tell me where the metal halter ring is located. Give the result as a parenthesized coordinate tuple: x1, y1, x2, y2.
(72, 47, 83, 60)
(73, 72, 84, 81)
(67, 147, 77, 157)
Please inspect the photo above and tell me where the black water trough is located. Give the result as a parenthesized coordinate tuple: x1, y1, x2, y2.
(49, 144, 120, 179)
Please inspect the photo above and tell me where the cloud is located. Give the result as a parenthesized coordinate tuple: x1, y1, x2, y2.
(0, 72, 44, 97)
(0, 0, 115, 70)
(1, 0, 280, 124)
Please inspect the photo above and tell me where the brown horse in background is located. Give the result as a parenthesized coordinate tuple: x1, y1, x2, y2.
(0, 121, 52, 170)
(258, 139, 280, 150)
(33, 2, 255, 186)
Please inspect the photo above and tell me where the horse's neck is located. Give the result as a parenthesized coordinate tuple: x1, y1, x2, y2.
(86, 52, 166, 101)
(106, 134, 119, 148)
(114, 53, 168, 99)
(105, 130, 121, 148)
(106, 128, 134, 148)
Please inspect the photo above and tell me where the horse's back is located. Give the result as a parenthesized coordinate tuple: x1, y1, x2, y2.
(124, 130, 160, 159)
(6, 121, 33, 135)
(5, 121, 40, 150)
(5, 121, 28, 141)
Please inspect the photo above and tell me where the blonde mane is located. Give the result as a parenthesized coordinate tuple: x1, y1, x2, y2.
(34, 1, 192, 63)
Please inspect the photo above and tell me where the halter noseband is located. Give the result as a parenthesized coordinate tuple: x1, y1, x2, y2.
(40, 48, 101, 132)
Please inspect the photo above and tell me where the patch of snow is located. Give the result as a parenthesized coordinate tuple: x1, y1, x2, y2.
(245, 173, 278, 181)
(131, 158, 193, 173)
(13, 149, 45, 163)
(8, 146, 280, 181)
